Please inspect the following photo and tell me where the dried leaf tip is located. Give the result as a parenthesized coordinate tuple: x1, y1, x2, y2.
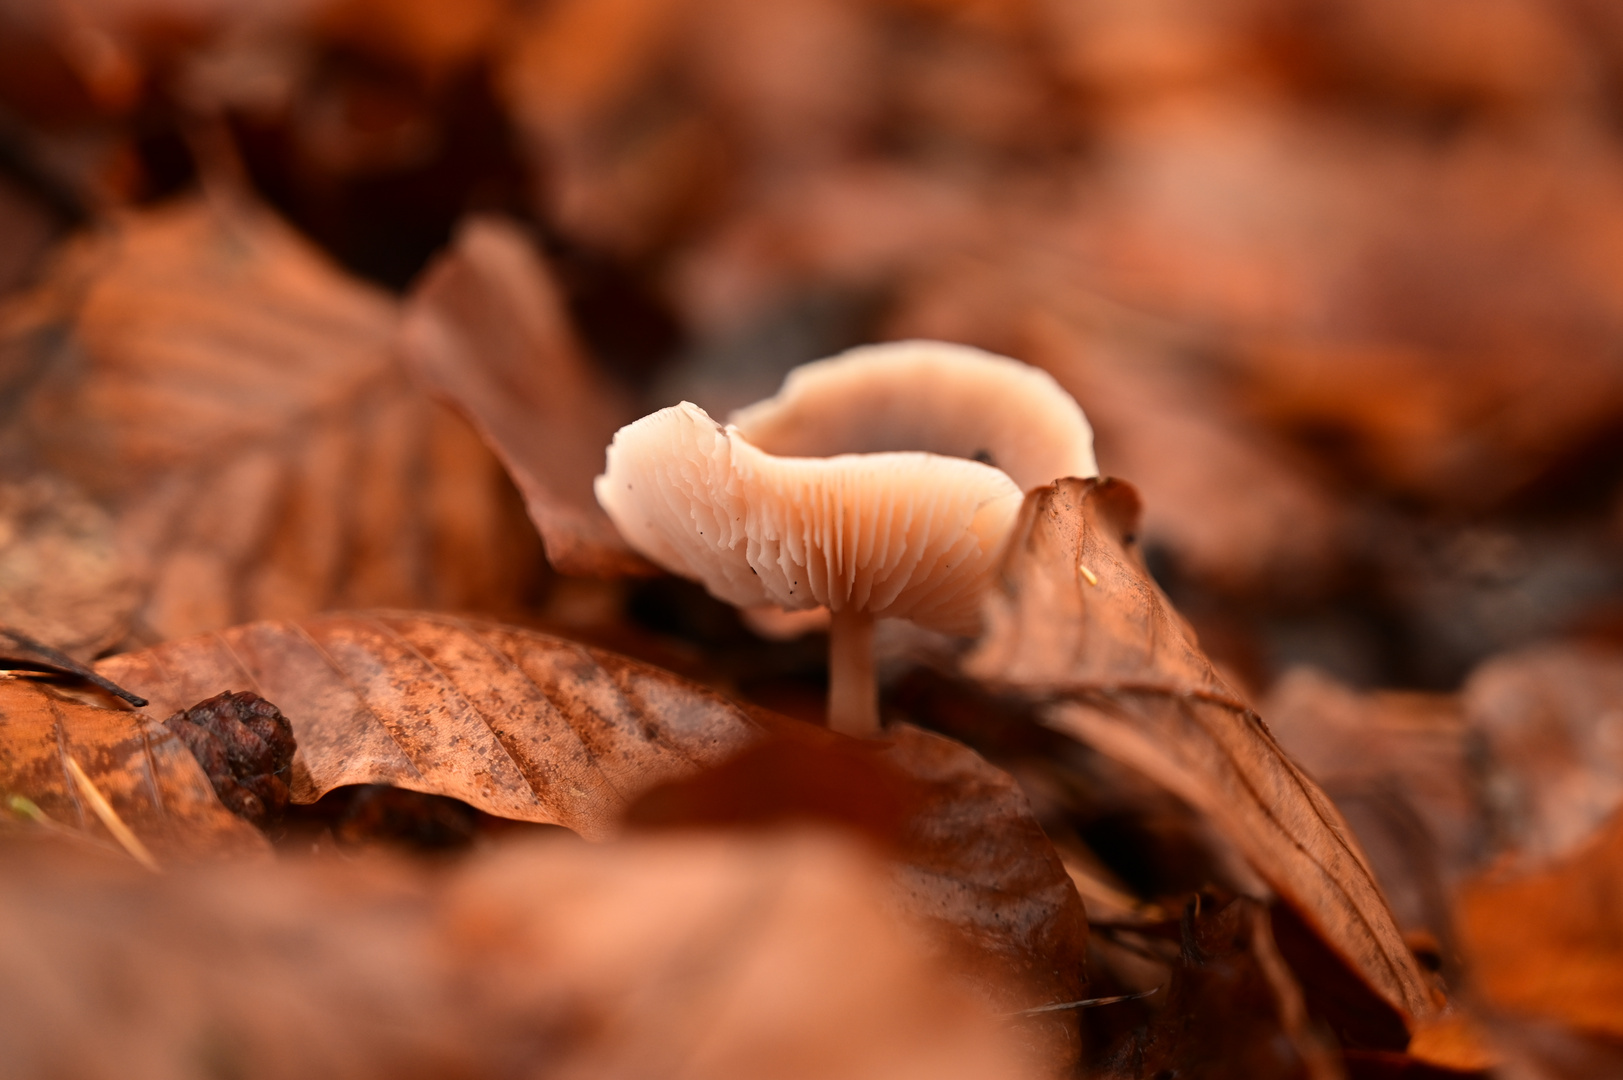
(595, 340, 1098, 738)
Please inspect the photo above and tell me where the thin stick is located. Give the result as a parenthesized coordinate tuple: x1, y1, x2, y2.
(827, 607, 878, 737)
(1008, 987, 1159, 1017)
(65, 755, 160, 872)
(0, 626, 148, 707)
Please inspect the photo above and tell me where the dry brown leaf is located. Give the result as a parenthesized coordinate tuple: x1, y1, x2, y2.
(0, 827, 1028, 1080)
(100, 610, 1089, 1060)
(0, 677, 268, 861)
(0, 195, 541, 644)
(889, 722, 1088, 1069)
(882, 724, 1089, 1015)
(629, 720, 1091, 1062)
(966, 477, 1436, 1031)
(97, 610, 760, 838)
(1458, 808, 1623, 1041)
(400, 216, 652, 577)
(1461, 641, 1623, 865)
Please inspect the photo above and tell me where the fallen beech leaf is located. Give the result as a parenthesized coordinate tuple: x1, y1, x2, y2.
(447, 827, 1034, 1080)
(97, 611, 763, 838)
(966, 478, 1435, 1030)
(882, 724, 1089, 1030)
(1461, 641, 1623, 864)
(1, 195, 541, 643)
(628, 721, 1091, 1063)
(400, 216, 652, 576)
(0, 828, 1028, 1080)
(1458, 808, 1623, 1041)
(100, 611, 1088, 1061)
(0, 678, 269, 861)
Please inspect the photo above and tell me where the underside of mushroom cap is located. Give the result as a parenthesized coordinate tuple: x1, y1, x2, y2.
(728, 340, 1098, 491)
(594, 402, 1022, 635)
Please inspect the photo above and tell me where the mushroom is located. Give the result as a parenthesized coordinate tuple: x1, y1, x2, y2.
(595, 340, 1097, 736)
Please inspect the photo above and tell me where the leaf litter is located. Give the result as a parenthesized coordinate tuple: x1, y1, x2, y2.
(6, 0, 1623, 1076)
(95, 611, 1091, 1065)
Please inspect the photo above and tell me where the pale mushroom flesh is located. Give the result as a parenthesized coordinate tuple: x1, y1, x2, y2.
(594, 340, 1098, 735)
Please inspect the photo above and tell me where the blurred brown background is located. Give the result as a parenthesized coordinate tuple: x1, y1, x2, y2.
(5, 0, 1623, 695)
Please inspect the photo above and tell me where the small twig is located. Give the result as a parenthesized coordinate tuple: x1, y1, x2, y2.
(65, 755, 160, 872)
(1009, 987, 1160, 1017)
(0, 626, 148, 707)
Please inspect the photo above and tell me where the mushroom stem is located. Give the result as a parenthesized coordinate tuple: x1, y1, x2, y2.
(827, 607, 879, 737)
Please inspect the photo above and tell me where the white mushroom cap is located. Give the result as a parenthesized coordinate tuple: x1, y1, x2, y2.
(729, 341, 1097, 491)
(594, 341, 1097, 636)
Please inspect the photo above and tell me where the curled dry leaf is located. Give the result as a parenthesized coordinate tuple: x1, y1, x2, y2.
(0, 828, 1029, 1080)
(966, 477, 1435, 1033)
(0, 678, 269, 861)
(0, 195, 541, 644)
(399, 216, 652, 576)
(97, 611, 760, 838)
